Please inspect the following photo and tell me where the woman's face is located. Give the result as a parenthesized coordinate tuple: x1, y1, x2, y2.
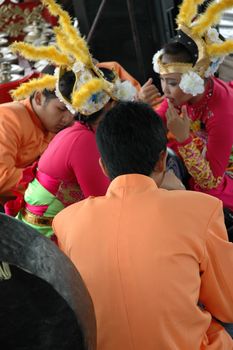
(160, 72, 192, 106)
(160, 53, 193, 106)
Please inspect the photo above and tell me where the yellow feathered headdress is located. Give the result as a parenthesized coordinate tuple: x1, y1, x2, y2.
(152, 0, 233, 95)
(10, 0, 136, 115)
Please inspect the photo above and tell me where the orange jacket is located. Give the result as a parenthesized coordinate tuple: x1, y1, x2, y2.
(0, 98, 53, 198)
(54, 174, 233, 350)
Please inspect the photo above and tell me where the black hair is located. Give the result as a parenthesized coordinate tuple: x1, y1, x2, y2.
(58, 70, 76, 100)
(76, 108, 105, 128)
(32, 65, 76, 104)
(99, 67, 117, 82)
(162, 41, 195, 65)
(96, 101, 167, 180)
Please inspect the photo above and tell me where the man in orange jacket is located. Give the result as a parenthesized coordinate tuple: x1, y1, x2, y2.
(54, 101, 233, 350)
(0, 68, 75, 208)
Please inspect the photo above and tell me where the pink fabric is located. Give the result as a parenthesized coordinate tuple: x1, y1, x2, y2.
(156, 78, 233, 210)
(36, 169, 61, 196)
(25, 203, 49, 216)
(38, 122, 110, 199)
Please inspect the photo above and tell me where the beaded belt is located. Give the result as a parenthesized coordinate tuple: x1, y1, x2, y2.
(21, 208, 53, 226)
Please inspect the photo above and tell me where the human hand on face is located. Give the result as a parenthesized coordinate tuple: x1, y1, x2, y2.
(166, 101, 191, 143)
(137, 78, 164, 106)
(160, 170, 186, 190)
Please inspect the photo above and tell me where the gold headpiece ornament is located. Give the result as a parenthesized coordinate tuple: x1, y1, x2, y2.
(152, 0, 233, 95)
(10, 0, 137, 115)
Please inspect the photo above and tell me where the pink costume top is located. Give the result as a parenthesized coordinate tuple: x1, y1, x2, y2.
(17, 121, 110, 238)
(38, 121, 110, 204)
(156, 77, 233, 211)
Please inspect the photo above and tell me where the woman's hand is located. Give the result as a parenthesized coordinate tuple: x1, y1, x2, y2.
(137, 78, 164, 106)
(166, 102, 191, 143)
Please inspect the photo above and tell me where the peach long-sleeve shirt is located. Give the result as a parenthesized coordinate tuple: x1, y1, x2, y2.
(0, 98, 53, 197)
(53, 174, 233, 350)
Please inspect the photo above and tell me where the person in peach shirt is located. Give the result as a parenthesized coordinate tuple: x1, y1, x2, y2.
(53, 101, 233, 350)
(0, 68, 75, 212)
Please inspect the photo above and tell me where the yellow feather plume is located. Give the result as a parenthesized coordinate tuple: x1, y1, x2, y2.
(72, 78, 106, 109)
(207, 39, 233, 56)
(54, 27, 91, 66)
(192, 0, 233, 36)
(57, 14, 89, 57)
(42, 0, 71, 25)
(10, 75, 56, 100)
(176, 0, 205, 27)
(42, 0, 89, 57)
(10, 42, 72, 66)
(66, 27, 90, 58)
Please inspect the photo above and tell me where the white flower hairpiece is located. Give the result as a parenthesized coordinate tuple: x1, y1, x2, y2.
(207, 28, 222, 44)
(152, 49, 164, 73)
(205, 56, 225, 78)
(179, 71, 205, 96)
(79, 70, 93, 84)
(204, 28, 224, 78)
(113, 80, 137, 101)
(72, 61, 85, 73)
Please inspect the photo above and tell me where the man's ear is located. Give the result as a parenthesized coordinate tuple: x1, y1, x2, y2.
(99, 158, 109, 178)
(153, 149, 167, 173)
(33, 91, 43, 107)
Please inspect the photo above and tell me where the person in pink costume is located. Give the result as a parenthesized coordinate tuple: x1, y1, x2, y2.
(17, 66, 161, 238)
(154, 44, 233, 213)
(152, 0, 233, 217)
(16, 106, 110, 237)
(39, 119, 109, 202)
